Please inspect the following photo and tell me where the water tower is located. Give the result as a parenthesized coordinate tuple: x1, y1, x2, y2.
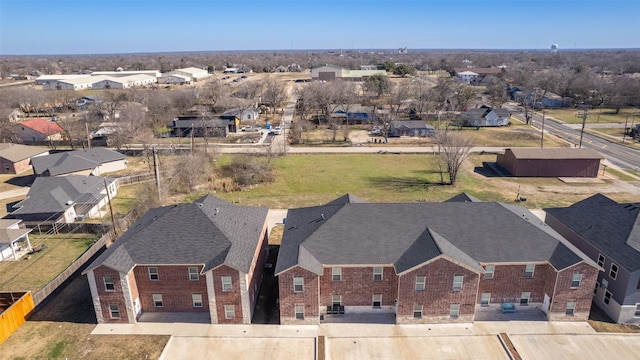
(551, 44, 559, 53)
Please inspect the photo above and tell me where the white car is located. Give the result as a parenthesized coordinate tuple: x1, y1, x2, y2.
(271, 127, 282, 135)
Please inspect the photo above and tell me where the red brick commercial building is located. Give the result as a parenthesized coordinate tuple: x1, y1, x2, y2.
(275, 194, 599, 325)
(497, 148, 602, 177)
(84, 195, 268, 324)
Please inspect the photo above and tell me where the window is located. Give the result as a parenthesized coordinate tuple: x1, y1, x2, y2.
(524, 264, 535, 278)
(109, 304, 120, 319)
(565, 302, 576, 315)
(104, 276, 115, 291)
(188, 267, 199, 281)
(373, 267, 383, 281)
(597, 254, 605, 268)
(602, 279, 609, 289)
(450, 304, 460, 318)
(372, 294, 382, 308)
(224, 305, 235, 319)
(148, 267, 159, 281)
(480, 293, 491, 306)
(332, 295, 342, 307)
(520, 292, 530, 306)
(453, 275, 464, 291)
(293, 277, 304, 292)
(594, 282, 599, 295)
(415, 276, 426, 291)
(604, 290, 612, 305)
(192, 294, 203, 307)
(332, 267, 342, 281)
(153, 294, 163, 307)
(635, 304, 640, 318)
(609, 263, 618, 280)
(413, 304, 423, 319)
(571, 274, 583, 288)
(484, 265, 495, 280)
(295, 305, 305, 320)
(221, 276, 232, 291)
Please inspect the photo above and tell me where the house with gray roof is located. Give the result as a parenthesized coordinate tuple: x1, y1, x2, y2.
(8, 175, 117, 224)
(30, 148, 127, 177)
(82, 195, 269, 324)
(276, 194, 598, 324)
(545, 194, 640, 324)
(461, 106, 510, 127)
(0, 143, 49, 174)
(0, 219, 32, 261)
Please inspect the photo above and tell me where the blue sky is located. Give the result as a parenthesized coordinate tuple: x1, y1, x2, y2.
(1, 0, 639, 55)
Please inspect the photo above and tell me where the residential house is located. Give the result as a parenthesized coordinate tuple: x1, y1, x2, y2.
(330, 104, 376, 124)
(388, 121, 435, 137)
(453, 67, 503, 84)
(275, 194, 598, 325)
(461, 106, 510, 127)
(82, 195, 269, 324)
(8, 175, 117, 224)
(168, 118, 231, 138)
(0, 219, 32, 261)
(0, 143, 49, 174)
(223, 107, 260, 122)
(508, 87, 571, 109)
(14, 119, 64, 143)
(456, 71, 479, 84)
(30, 148, 127, 177)
(544, 194, 640, 324)
(496, 148, 602, 178)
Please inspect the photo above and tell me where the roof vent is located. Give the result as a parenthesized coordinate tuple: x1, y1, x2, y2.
(197, 203, 203, 207)
(215, 207, 219, 214)
(321, 213, 325, 220)
(66, 200, 73, 206)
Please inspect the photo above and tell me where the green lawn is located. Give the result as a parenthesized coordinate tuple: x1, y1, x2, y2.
(0, 234, 99, 293)
(545, 108, 639, 125)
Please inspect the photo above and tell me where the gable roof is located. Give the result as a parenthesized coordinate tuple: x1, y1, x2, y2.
(18, 119, 64, 136)
(0, 143, 49, 162)
(84, 195, 268, 275)
(392, 121, 433, 130)
(10, 175, 113, 216)
(545, 194, 640, 272)
(506, 148, 603, 160)
(276, 195, 591, 276)
(445, 192, 482, 203)
(30, 149, 126, 176)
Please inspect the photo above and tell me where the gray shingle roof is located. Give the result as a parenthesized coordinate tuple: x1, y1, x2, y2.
(10, 175, 112, 217)
(506, 148, 602, 160)
(0, 143, 49, 162)
(84, 195, 268, 274)
(30, 149, 125, 176)
(445, 193, 482, 203)
(545, 194, 640, 271)
(276, 195, 590, 275)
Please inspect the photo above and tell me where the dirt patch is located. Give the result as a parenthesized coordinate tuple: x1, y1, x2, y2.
(0, 275, 168, 360)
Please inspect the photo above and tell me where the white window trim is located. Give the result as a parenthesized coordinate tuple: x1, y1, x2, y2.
(609, 263, 618, 280)
(524, 264, 535, 278)
(188, 267, 199, 281)
(332, 267, 342, 281)
(372, 294, 382, 308)
(221, 276, 232, 291)
(109, 304, 120, 319)
(484, 265, 495, 280)
(192, 294, 203, 308)
(453, 275, 464, 291)
(634, 303, 640, 318)
(224, 305, 235, 319)
(597, 254, 605, 268)
(565, 301, 576, 315)
(148, 267, 159, 281)
(295, 305, 305, 320)
(415, 276, 426, 291)
(104, 276, 115, 291)
(373, 267, 383, 281)
(153, 294, 163, 307)
(413, 304, 423, 319)
(293, 277, 304, 292)
(571, 274, 583, 289)
(332, 295, 342, 306)
(450, 304, 460, 318)
(480, 293, 491, 306)
(520, 292, 530, 306)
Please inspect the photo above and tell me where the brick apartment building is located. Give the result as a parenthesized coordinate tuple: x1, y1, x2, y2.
(275, 194, 599, 325)
(84, 195, 268, 324)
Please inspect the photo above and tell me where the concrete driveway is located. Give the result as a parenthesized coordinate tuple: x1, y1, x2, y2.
(509, 333, 640, 360)
(159, 336, 315, 360)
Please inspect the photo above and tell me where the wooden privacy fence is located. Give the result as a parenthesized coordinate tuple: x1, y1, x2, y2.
(32, 231, 114, 305)
(0, 292, 34, 344)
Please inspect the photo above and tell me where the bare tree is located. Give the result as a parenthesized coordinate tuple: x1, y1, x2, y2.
(435, 131, 473, 185)
(260, 76, 287, 119)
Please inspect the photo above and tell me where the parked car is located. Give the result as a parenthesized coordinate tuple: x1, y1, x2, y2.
(270, 127, 282, 135)
(241, 125, 252, 132)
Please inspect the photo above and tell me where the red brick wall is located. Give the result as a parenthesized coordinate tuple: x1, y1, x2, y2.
(211, 265, 243, 324)
(478, 264, 556, 305)
(549, 262, 599, 321)
(93, 266, 129, 323)
(133, 265, 209, 313)
(0, 158, 30, 174)
(397, 258, 479, 323)
(247, 227, 269, 318)
(278, 266, 319, 325)
(319, 266, 398, 308)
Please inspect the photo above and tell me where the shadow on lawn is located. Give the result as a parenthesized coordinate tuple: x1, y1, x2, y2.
(367, 172, 445, 191)
(5, 174, 35, 187)
(28, 274, 97, 324)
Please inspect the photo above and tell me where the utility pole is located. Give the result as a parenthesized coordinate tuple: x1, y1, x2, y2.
(623, 115, 629, 143)
(540, 110, 546, 149)
(190, 123, 194, 157)
(85, 122, 91, 149)
(578, 106, 589, 148)
(104, 178, 117, 239)
(153, 146, 161, 203)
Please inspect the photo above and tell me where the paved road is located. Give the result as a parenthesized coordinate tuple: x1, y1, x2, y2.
(507, 106, 640, 171)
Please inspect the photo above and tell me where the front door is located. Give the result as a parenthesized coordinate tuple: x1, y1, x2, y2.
(542, 294, 550, 315)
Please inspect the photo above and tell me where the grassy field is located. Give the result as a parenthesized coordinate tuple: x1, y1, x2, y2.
(0, 233, 98, 293)
(545, 108, 640, 125)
